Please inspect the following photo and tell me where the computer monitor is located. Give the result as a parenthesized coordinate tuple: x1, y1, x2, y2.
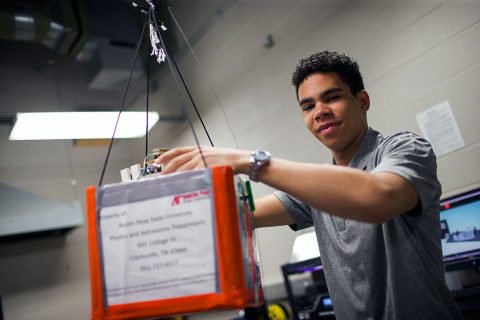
(281, 257, 333, 320)
(440, 187, 480, 272)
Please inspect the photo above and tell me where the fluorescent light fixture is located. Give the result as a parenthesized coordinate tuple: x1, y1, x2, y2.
(14, 15, 34, 23)
(9, 111, 160, 140)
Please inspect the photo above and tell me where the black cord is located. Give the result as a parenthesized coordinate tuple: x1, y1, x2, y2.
(98, 21, 147, 186)
(156, 16, 214, 148)
(148, 9, 209, 168)
(167, 6, 240, 149)
(146, 38, 150, 158)
(99, 4, 213, 186)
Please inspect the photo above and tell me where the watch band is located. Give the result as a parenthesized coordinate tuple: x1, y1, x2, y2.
(249, 150, 271, 182)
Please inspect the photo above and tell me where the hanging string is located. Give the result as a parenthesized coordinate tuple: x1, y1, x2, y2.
(166, 5, 266, 298)
(98, 21, 147, 186)
(145, 38, 150, 158)
(150, 13, 214, 148)
(147, 8, 209, 167)
(167, 6, 240, 149)
(161, 38, 214, 147)
(99, 2, 213, 186)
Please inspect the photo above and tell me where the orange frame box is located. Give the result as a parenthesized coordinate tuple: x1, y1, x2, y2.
(85, 166, 263, 320)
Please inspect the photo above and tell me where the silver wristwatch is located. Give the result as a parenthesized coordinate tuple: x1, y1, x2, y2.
(249, 150, 271, 182)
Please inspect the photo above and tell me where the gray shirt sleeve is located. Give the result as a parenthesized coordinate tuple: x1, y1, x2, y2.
(273, 191, 314, 231)
(371, 132, 442, 214)
(274, 131, 440, 230)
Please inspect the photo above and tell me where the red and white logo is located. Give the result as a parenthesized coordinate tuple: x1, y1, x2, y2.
(171, 189, 210, 206)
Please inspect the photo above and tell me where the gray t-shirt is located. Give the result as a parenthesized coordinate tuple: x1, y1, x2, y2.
(274, 127, 462, 320)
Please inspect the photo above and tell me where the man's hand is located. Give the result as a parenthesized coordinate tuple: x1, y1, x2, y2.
(155, 146, 251, 174)
(156, 146, 292, 228)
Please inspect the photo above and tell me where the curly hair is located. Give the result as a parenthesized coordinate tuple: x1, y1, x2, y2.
(292, 50, 365, 99)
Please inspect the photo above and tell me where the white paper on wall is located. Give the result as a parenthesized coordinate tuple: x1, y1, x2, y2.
(416, 100, 465, 157)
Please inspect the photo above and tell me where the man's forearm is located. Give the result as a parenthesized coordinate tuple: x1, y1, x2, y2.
(252, 195, 294, 228)
(240, 157, 417, 223)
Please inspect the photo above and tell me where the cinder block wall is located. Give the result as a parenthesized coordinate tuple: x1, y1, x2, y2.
(155, 0, 480, 293)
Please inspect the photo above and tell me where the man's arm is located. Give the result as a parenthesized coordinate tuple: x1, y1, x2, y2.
(258, 158, 418, 223)
(254, 195, 294, 228)
(157, 146, 418, 224)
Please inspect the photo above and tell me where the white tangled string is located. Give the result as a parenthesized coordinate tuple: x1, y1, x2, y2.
(149, 23, 166, 63)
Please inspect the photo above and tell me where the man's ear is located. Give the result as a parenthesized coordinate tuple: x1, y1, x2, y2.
(357, 90, 370, 113)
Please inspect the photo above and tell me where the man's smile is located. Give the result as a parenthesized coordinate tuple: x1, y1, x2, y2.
(317, 121, 342, 135)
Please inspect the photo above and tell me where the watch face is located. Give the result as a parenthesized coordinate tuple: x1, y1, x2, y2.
(250, 150, 271, 181)
(256, 151, 269, 161)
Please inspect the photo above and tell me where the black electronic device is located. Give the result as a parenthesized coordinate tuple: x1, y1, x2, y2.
(282, 257, 334, 320)
(440, 187, 480, 272)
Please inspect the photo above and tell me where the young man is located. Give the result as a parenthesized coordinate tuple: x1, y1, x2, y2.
(156, 51, 462, 319)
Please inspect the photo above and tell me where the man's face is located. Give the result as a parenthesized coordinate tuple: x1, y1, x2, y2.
(298, 72, 369, 154)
